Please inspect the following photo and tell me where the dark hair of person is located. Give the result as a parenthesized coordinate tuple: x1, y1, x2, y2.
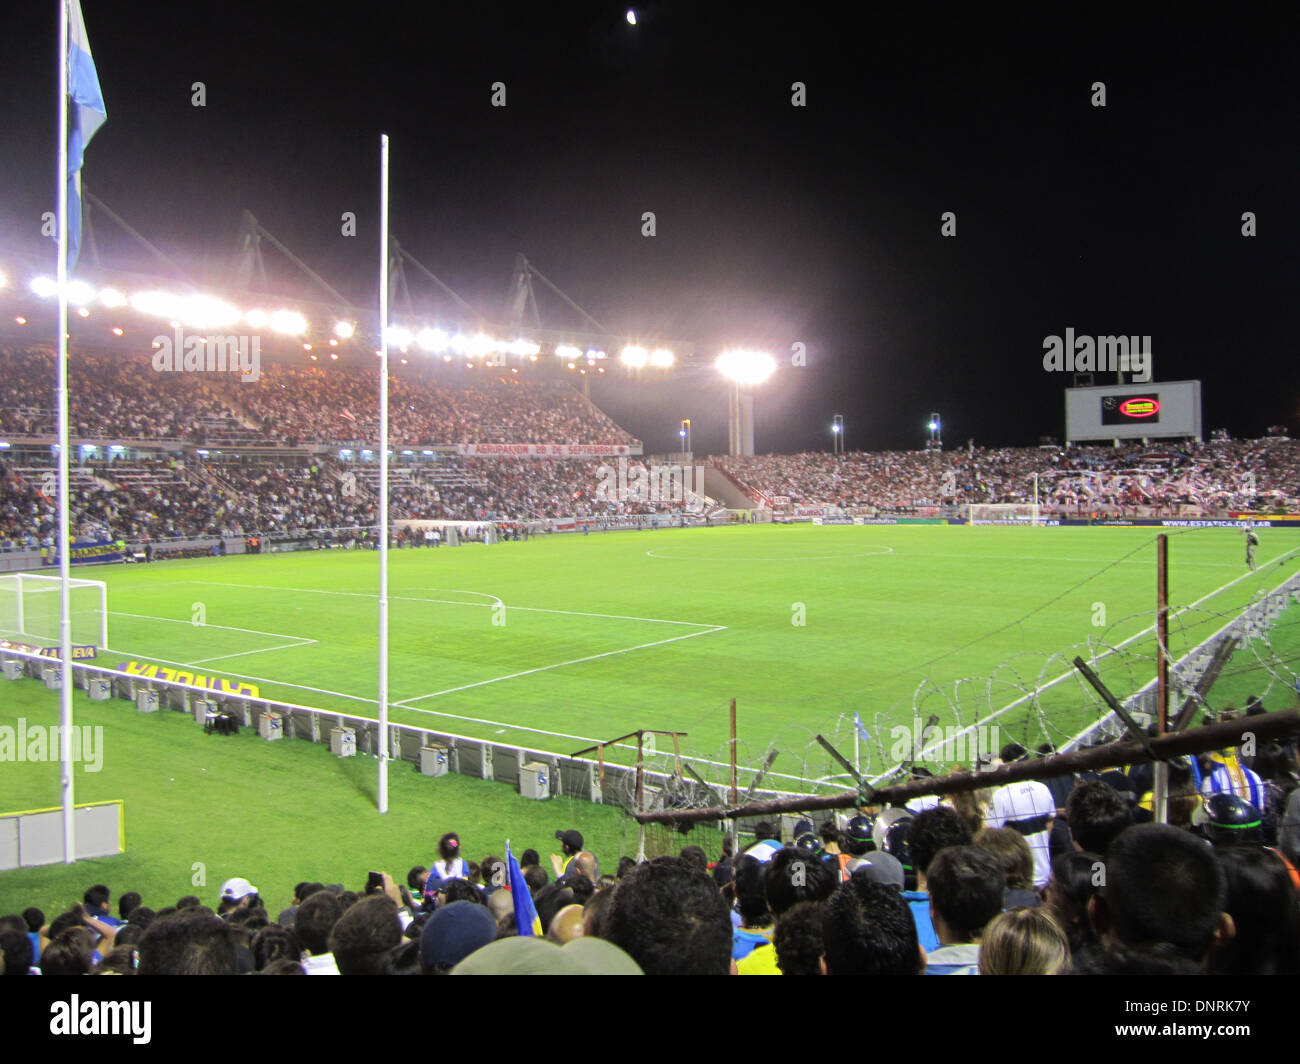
(139, 912, 239, 976)
(252, 925, 302, 971)
(440, 879, 484, 906)
(438, 832, 461, 865)
(259, 958, 306, 975)
(582, 886, 616, 939)
(679, 845, 708, 872)
(765, 846, 836, 917)
(114, 924, 145, 947)
(406, 867, 428, 891)
(295, 890, 344, 955)
(42, 927, 96, 976)
(1101, 823, 1226, 962)
(519, 849, 540, 868)
(1210, 847, 1300, 975)
(926, 846, 1004, 942)
(733, 854, 770, 928)
(0, 930, 34, 976)
(974, 826, 1035, 891)
(908, 807, 973, 878)
(523, 865, 548, 894)
(329, 895, 402, 975)
(822, 877, 921, 976)
(1066, 780, 1134, 854)
(616, 856, 637, 879)
(83, 884, 110, 910)
(117, 892, 142, 920)
(176, 895, 201, 910)
(772, 901, 826, 975)
(91, 945, 140, 975)
(47, 910, 84, 940)
(605, 857, 731, 976)
(128, 906, 156, 930)
(21, 908, 44, 934)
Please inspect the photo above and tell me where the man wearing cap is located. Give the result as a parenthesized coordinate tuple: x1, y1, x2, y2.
(218, 877, 260, 915)
(550, 829, 584, 878)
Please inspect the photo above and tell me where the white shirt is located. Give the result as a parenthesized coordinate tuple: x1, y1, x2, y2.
(302, 952, 339, 975)
(987, 780, 1055, 888)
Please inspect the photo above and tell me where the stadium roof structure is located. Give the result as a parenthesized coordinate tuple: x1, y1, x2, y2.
(0, 196, 696, 379)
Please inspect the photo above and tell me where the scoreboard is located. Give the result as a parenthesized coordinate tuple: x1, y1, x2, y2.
(1065, 380, 1202, 443)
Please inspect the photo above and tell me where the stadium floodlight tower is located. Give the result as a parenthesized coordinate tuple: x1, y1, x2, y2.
(679, 417, 692, 455)
(717, 349, 775, 456)
(927, 412, 942, 450)
(832, 414, 844, 455)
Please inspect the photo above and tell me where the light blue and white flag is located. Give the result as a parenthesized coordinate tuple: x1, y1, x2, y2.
(65, 0, 107, 268)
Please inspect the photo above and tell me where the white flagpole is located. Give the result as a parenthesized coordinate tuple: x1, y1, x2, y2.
(377, 133, 390, 813)
(56, 0, 77, 864)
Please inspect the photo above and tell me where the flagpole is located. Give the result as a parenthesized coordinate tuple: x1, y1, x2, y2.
(377, 132, 390, 814)
(56, 0, 77, 864)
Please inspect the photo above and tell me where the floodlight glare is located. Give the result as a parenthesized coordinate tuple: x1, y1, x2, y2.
(98, 287, 126, 308)
(417, 327, 448, 352)
(928, 421, 938, 431)
(385, 325, 413, 348)
(245, 309, 268, 328)
(627, 9, 637, 25)
(716, 348, 776, 385)
(650, 348, 674, 367)
(30, 276, 58, 298)
(268, 309, 308, 335)
(620, 345, 649, 368)
(333, 320, 355, 339)
(556, 343, 581, 359)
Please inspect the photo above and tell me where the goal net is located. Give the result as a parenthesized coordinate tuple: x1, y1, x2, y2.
(968, 502, 1043, 525)
(0, 573, 109, 651)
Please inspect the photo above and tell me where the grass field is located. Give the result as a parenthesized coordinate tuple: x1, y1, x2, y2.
(2, 522, 1298, 915)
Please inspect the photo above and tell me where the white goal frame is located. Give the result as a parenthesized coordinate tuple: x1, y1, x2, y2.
(0, 572, 109, 650)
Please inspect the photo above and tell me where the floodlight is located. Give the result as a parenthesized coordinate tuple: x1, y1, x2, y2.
(650, 348, 674, 367)
(620, 345, 649, 368)
(716, 348, 776, 385)
(556, 343, 581, 359)
(334, 320, 355, 339)
(98, 287, 126, 308)
(385, 325, 413, 348)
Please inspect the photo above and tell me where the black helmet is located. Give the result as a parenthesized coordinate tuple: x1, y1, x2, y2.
(794, 832, 821, 854)
(1203, 793, 1263, 846)
(845, 814, 875, 842)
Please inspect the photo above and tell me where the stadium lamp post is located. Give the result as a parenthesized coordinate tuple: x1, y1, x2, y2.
(716, 350, 776, 456)
(928, 413, 942, 450)
(832, 414, 844, 455)
(679, 417, 691, 455)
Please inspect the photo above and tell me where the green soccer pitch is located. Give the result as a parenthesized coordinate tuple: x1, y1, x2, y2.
(1, 522, 1297, 915)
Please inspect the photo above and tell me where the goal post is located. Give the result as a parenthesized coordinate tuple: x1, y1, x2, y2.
(0, 573, 109, 651)
(967, 502, 1043, 526)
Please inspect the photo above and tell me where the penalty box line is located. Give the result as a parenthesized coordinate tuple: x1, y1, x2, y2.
(108, 610, 318, 665)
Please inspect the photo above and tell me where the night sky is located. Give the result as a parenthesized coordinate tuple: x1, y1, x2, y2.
(2, 4, 1296, 455)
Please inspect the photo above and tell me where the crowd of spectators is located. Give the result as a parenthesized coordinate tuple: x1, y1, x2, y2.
(5, 714, 1295, 976)
(719, 437, 1300, 515)
(0, 347, 635, 448)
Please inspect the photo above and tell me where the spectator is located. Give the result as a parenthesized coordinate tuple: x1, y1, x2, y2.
(978, 908, 1070, 975)
(975, 826, 1040, 909)
(139, 911, 239, 976)
(295, 891, 344, 975)
(986, 745, 1056, 887)
(329, 895, 402, 975)
(822, 876, 924, 976)
(905, 806, 972, 953)
(605, 857, 732, 976)
(1066, 779, 1134, 855)
(1209, 847, 1300, 975)
(1083, 823, 1234, 973)
(772, 901, 826, 976)
(420, 901, 497, 973)
(925, 845, 1005, 974)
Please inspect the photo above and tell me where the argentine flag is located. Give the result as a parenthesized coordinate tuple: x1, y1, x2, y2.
(66, 0, 107, 269)
(505, 843, 542, 937)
